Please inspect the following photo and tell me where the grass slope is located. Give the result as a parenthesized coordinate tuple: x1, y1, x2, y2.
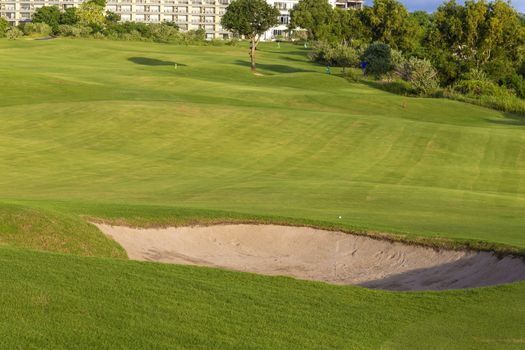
(1, 246, 524, 350)
(0, 203, 125, 258)
(0, 38, 524, 348)
(1, 39, 525, 247)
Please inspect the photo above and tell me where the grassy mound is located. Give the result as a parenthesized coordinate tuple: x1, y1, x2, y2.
(0, 203, 125, 258)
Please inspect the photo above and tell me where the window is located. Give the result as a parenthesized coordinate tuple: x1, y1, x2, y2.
(279, 15, 289, 25)
(274, 2, 287, 10)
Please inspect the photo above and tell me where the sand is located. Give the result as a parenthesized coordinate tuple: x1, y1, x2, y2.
(95, 223, 525, 291)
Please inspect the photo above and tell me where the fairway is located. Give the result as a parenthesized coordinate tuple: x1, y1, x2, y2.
(1, 38, 525, 348)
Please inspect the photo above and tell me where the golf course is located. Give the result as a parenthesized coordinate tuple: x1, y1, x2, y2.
(1, 38, 525, 348)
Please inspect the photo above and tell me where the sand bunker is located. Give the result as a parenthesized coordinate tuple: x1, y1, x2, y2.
(95, 224, 525, 291)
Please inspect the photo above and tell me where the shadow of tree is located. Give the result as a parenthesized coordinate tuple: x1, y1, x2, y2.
(128, 57, 186, 67)
(233, 60, 314, 74)
(486, 113, 525, 126)
(281, 56, 310, 64)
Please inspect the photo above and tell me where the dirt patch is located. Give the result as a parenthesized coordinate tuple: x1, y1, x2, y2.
(95, 223, 525, 291)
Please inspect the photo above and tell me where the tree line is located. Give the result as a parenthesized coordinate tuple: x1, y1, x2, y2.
(0, 0, 205, 43)
(290, 0, 525, 114)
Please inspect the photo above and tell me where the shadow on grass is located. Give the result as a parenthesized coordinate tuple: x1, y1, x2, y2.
(262, 47, 311, 57)
(358, 78, 416, 96)
(128, 57, 186, 67)
(233, 60, 314, 74)
(486, 113, 525, 126)
(281, 56, 310, 64)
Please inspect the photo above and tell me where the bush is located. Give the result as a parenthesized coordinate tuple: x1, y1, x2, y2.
(444, 88, 525, 116)
(310, 41, 359, 72)
(519, 61, 525, 78)
(390, 49, 404, 71)
(57, 24, 92, 37)
(397, 57, 439, 95)
(453, 79, 510, 98)
(377, 78, 416, 95)
(362, 42, 393, 77)
(309, 41, 334, 65)
(0, 17, 8, 38)
(60, 7, 78, 25)
(103, 22, 190, 43)
(6, 27, 23, 40)
(148, 23, 180, 42)
(32, 6, 61, 32)
(499, 73, 525, 99)
(225, 38, 239, 46)
(22, 22, 52, 37)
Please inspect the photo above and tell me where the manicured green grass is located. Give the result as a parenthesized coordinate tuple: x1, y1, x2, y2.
(0, 38, 524, 348)
(1, 39, 525, 247)
(1, 246, 524, 350)
(0, 202, 125, 258)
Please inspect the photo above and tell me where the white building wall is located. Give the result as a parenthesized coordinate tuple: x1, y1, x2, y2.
(0, 0, 363, 40)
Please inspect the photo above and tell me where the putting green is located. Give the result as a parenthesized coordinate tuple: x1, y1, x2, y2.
(0, 38, 524, 349)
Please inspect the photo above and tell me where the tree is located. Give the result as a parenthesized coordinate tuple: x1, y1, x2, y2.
(77, 2, 105, 28)
(408, 11, 433, 56)
(221, 0, 279, 72)
(0, 17, 8, 38)
(60, 7, 78, 25)
(289, 0, 333, 41)
(360, 0, 417, 52)
(330, 8, 368, 45)
(88, 0, 107, 6)
(105, 11, 121, 24)
(362, 42, 393, 77)
(427, 0, 525, 83)
(32, 6, 61, 32)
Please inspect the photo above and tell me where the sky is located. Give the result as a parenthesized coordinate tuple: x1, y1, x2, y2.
(365, 0, 525, 13)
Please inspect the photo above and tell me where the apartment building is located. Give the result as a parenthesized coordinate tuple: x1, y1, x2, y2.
(0, 0, 363, 40)
(262, 0, 363, 40)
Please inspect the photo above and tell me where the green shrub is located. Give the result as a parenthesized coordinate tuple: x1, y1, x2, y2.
(225, 38, 239, 46)
(148, 23, 180, 42)
(390, 49, 404, 71)
(397, 57, 439, 95)
(32, 6, 61, 32)
(500, 73, 525, 98)
(310, 41, 359, 72)
(453, 79, 508, 97)
(378, 78, 416, 95)
(309, 41, 333, 65)
(57, 24, 92, 37)
(0, 17, 8, 38)
(6, 27, 23, 40)
(92, 31, 105, 39)
(519, 61, 525, 78)
(362, 42, 393, 77)
(60, 7, 78, 25)
(22, 22, 52, 37)
(444, 88, 525, 116)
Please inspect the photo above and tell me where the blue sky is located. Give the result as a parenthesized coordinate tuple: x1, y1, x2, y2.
(365, 0, 525, 13)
